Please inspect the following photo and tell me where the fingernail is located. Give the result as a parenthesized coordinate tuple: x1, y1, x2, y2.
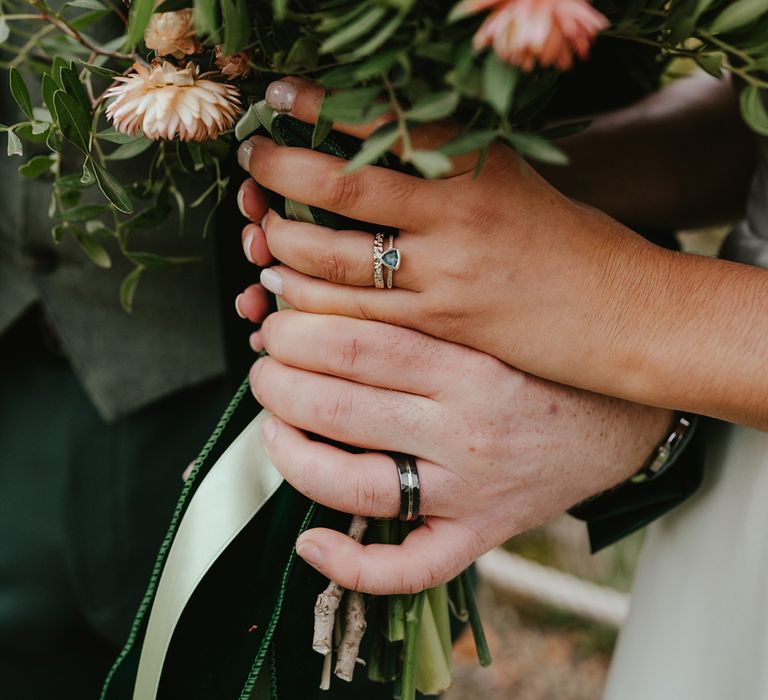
(235, 293, 246, 319)
(261, 268, 283, 296)
(238, 139, 254, 171)
(243, 228, 255, 263)
(296, 539, 324, 568)
(260, 210, 270, 231)
(261, 416, 277, 443)
(249, 331, 263, 352)
(266, 80, 297, 113)
(237, 187, 249, 220)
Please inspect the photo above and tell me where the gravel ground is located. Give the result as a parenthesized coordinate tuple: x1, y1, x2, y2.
(444, 584, 613, 700)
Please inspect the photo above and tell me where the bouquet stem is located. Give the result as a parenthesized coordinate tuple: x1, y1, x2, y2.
(400, 591, 426, 700)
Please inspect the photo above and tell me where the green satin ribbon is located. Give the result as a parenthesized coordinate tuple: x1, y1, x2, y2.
(132, 410, 284, 699)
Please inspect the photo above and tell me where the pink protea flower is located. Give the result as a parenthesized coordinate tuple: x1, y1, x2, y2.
(104, 62, 242, 141)
(453, 0, 609, 71)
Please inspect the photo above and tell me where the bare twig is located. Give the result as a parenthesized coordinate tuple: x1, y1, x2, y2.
(28, 0, 139, 62)
(334, 590, 367, 682)
(319, 653, 333, 691)
(312, 516, 369, 657)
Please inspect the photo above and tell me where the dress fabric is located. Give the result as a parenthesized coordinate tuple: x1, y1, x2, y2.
(604, 135, 768, 699)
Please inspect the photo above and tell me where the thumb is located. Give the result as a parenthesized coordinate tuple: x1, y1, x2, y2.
(295, 518, 481, 595)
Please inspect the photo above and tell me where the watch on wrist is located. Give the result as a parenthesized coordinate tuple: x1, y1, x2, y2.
(630, 412, 698, 484)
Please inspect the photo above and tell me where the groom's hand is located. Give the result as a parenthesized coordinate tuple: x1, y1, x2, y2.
(247, 310, 671, 594)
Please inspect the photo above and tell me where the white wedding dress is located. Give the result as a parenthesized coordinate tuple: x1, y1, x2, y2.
(603, 137, 768, 699)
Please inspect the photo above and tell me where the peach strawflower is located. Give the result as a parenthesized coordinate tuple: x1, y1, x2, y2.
(453, 0, 609, 71)
(214, 46, 252, 80)
(144, 9, 200, 59)
(104, 62, 242, 141)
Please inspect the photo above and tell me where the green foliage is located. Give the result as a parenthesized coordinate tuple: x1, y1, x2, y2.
(2, 0, 768, 305)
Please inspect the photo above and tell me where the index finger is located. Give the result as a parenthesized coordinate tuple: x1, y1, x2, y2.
(239, 135, 441, 229)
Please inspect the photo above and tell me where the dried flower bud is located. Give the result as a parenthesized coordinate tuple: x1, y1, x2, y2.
(144, 9, 201, 59)
(214, 47, 252, 80)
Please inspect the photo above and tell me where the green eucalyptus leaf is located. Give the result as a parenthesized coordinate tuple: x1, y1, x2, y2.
(67, 0, 108, 10)
(96, 127, 136, 144)
(0, 19, 9, 44)
(319, 64, 360, 89)
(710, 0, 768, 33)
(740, 85, 768, 136)
(128, 0, 155, 46)
(119, 266, 143, 312)
(93, 162, 134, 213)
(59, 63, 92, 115)
(105, 138, 153, 160)
(284, 199, 316, 223)
(272, 0, 288, 21)
(409, 149, 452, 178)
(10, 67, 34, 119)
(6, 130, 23, 157)
(321, 86, 383, 123)
(42, 74, 59, 121)
(19, 155, 54, 178)
(221, 0, 250, 54)
(312, 111, 333, 149)
(695, 52, 724, 77)
(504, 131, 569, 165)
(321, 6, 387, 54)
(54, 90, 91, 154)
(81, 61, 122, 79)
(61, 203, 111, 222)
(405, 91, 458, 122)
(235, 104, 263, 141)
(73, 229, 112, 268)
(346, 13, 405, 60)
(344, 124, 399, 173)
(483, 52, 518, 116)
(194, 0, 220, 41)
(52, 223, 67, 244)
(439, 129, 497, 157)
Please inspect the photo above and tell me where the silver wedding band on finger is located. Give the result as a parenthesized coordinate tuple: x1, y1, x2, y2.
(389, 452, 420, 521)
(373, 233, 402, 289)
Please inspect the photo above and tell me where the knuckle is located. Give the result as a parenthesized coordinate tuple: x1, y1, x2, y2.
(327, 334, 361, 375)
(325, 173, 364, 212)
(320, 249, 348, 284)
(320, 387, 355, 431)
(349, 472, 378, 515)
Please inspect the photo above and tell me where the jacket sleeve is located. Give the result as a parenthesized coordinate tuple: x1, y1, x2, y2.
(569, 420, 706, 552)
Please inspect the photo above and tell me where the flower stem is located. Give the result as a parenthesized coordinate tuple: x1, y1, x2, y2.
(400, 591, 425, 700)
(460, 570, 492, 667)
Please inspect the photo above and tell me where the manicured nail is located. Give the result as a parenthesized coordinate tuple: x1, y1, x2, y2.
(260, 268, 283, 296)
(261, 416, 277, 443)
(243, 228, 255, 263)
(237, 187, 249, 220)
(266, 80, 297, 113)
(235, 293, 246, 319)
(237, 139, 254, 171)
(296, 539, 323, 568)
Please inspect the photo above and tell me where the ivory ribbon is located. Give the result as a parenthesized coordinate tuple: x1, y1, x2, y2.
(132, 411, 284, 700)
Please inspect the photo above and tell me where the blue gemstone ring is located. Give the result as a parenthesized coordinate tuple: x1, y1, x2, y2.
(373, 233, 401, 289)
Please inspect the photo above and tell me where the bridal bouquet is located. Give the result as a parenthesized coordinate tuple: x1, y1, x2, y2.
(3, 0, 768, 697)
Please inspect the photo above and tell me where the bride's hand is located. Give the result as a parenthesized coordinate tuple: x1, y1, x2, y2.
(234, 77, 665, 401)
(248, 309, 671, 594)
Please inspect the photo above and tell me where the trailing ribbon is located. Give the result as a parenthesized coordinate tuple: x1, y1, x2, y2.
(131, 410, 284, 699)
